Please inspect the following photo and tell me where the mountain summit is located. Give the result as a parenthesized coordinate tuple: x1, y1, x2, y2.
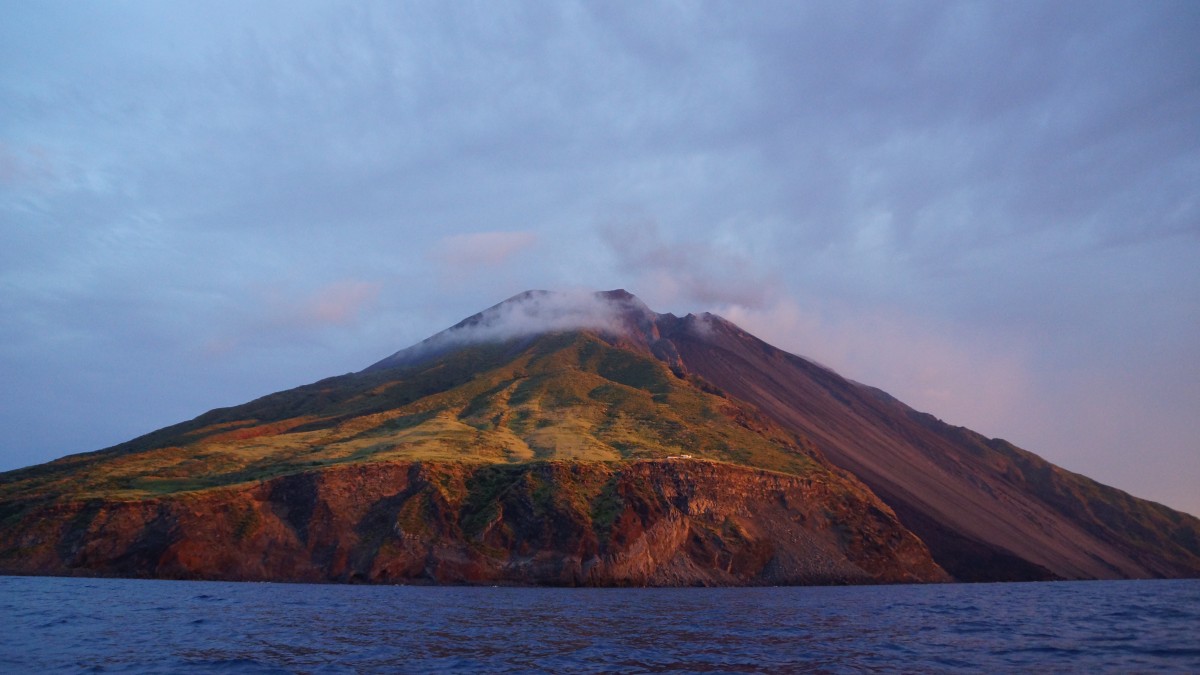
(2, 290, 1197, 585)
(366, 289, 666, 371)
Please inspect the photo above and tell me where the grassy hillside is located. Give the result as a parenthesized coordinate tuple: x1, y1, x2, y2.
(0, 332, 828, 503)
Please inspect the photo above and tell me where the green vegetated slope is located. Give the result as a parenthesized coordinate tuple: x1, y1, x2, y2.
(0, 331, 827, 505)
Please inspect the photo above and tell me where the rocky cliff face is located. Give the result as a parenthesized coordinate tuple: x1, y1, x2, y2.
(0, 460, 947, 586)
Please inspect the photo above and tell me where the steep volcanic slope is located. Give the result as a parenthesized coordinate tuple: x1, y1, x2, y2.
(0, 291, 948, 585)
(657, 312, 1200, 581)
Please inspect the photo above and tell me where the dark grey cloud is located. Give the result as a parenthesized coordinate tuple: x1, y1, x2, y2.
(1, 1, 1197, 515)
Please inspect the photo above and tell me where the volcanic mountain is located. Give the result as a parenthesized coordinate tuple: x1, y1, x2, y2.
(1, 290, 1197, 586)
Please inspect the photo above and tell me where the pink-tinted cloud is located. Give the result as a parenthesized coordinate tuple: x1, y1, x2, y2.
(300, 279, 381, 326)
(210, 279, 382, 355)
(0, 142, 57, 189)
(718, 298, 1034, 437)
(434, 231, 538, 268)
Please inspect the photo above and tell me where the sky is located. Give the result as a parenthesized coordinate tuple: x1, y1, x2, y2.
(1, 1, 1197, 516)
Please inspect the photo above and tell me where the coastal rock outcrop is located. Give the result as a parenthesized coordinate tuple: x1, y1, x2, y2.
(0, 460, 948, 586)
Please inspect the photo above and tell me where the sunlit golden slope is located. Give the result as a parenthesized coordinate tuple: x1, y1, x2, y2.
(0, 331, 830, 503)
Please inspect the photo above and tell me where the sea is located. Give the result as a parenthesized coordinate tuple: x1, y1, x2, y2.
(1, 576, 1197, 673)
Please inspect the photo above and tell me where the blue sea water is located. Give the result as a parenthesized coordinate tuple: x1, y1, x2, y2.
(1, 576, 1197, 673)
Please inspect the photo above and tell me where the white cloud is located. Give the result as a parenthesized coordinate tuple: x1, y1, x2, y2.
(378, 290, 646, 368)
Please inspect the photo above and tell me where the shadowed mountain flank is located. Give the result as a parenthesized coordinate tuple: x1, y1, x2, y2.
(653, 311, 1200, 581)
(2, 290, 1197, 584)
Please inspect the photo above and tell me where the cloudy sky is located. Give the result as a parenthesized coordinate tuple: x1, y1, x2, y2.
(2, 1, 1197, 515)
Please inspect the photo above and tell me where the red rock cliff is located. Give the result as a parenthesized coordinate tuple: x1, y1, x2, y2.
(0, 460, 948, 586)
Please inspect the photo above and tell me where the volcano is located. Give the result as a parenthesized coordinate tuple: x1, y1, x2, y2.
(1, 290, 1197, 585)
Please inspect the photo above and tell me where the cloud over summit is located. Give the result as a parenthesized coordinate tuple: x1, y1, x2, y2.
(369, 289, 650, 369)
